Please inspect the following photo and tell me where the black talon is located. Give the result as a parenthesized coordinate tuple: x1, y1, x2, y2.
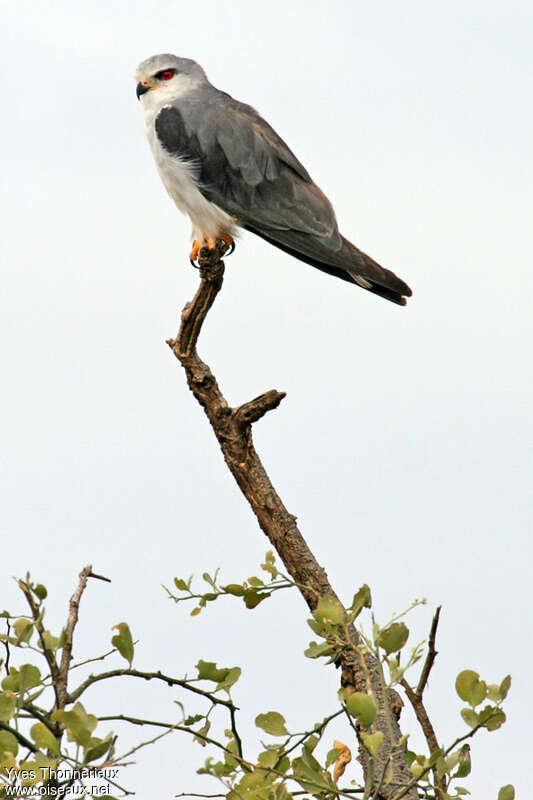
(227, 240, 236, 256)
(190, 259, 200, 269)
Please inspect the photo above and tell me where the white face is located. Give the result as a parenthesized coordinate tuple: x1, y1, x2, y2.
(135, 65, 202, 112)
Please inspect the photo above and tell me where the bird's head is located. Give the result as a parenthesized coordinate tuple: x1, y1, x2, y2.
(135, 54, 208, 106)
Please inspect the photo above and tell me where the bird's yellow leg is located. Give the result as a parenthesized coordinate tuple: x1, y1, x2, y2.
(189, 240, 200, 262)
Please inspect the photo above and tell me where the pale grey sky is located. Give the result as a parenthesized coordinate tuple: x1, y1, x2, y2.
(1, 0, 531, 797)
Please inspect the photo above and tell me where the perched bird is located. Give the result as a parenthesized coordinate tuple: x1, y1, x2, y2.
(135, 54, 412, 305)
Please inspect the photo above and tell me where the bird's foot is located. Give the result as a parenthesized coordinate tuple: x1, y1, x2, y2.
(216, 233, 235, 255)
(189, 234, 235, 267)
(189, 240, 200, 267)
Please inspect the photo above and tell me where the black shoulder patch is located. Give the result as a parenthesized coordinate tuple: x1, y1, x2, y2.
(155, 106, 195, 157)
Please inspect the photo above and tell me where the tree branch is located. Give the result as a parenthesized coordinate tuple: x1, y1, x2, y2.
(400, 606, 443, 792)
(57, 565, 93, 709)
(69, 667, 237, 711)
(416, 606, 441, 697)
(0, 721, 38, 753)
(19, 579, 62, 710)
(166, 242, 417, 798)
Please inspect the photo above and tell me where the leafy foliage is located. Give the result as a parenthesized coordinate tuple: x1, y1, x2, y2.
(0, 558, 515, 800)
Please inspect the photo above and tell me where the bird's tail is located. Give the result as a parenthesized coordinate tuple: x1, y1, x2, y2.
(340, 237, 412, 306)
(245, 225, 412, 305)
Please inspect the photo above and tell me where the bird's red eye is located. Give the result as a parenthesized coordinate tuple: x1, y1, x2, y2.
(159, 69, 174, 80)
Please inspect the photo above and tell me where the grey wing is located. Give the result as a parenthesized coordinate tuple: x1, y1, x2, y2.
(155, 92, 341, 243)
(155, 92, 411, 303)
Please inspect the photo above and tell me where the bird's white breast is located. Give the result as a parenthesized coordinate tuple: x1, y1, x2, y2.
(142, 102, 236, 241)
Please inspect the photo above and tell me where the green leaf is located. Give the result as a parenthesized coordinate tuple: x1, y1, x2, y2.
(487, 683, 502, 702)
(427, 748, 443, 767)
(454, 744, 471, 777)
(217, 667, 241, 692)
(244, 590, 271, 609)
(0, 693, 16, 722)
(237, 771, 265, 791)
(19, 665, 42, 692)
(307, 618, 328, 637)
(14, 618, 33, 645)
(304, 641, 336, 659)
(260, 561, 278, 578)
(303, 735, 319, 754)
(499, 675, 511, 700)
(292, 753, 334, 793)
(350, 584, 372, 620)
(190, 606, 202, 616)
(455, 670, 486, 706)
(0, 730, 19, 758)
(470, 679, 487, 707)
(42, 630, 60, 651)
(460, 708, 480, 728)
(479, 705, 506, 731)
(193, 721, 210, 747)
(1, 665, 41, 694)
(111, 622, 134, 666)
(1, 669, 20, 691)
(255, 712, 289, 736)
(183, 713, 204, 726)
(174, 577, 188, 591)
(376, 622, 409, 654)
(52, 710, 92, 746)
(30, 723, 60, 755)
(313, 596, 345, 625)
(387, 656, 405, 685)
(247, 576, 264, 587)
(196, 660, 230, 683)
(361, 731, 384, 755)
(345, 692, 378, 728)
(18, 756, 58, 786)
(223, 584, 246, 596)
(33, 584, 47, 600)
(84, 734, 113, 763)
(498, 786, 515, 800)
(202, 572, 218, 590)
(325, 747, 339, 767)
(258, 749, 279, 768)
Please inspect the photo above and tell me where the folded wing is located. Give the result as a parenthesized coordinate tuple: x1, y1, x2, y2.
(155, 91, 411, 304)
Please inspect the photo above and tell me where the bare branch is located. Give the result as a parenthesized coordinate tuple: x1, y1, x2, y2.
(98, 714, 248, 765)
(69, 667, 237, 711)
(166, 243, 417, 798)
(400, 606, 443, 792)
(400, 679, 439, 755)
(416, 605, 441, 697)
(70, 647, 117, 671)
(234, 390, 286, 426)
(2, 619, 11, 675)
(88, 571, 112, 583)
(57, 565, 93, 709)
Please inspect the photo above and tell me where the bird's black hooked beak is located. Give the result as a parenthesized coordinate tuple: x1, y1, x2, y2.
(136, 82, 151, 100)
